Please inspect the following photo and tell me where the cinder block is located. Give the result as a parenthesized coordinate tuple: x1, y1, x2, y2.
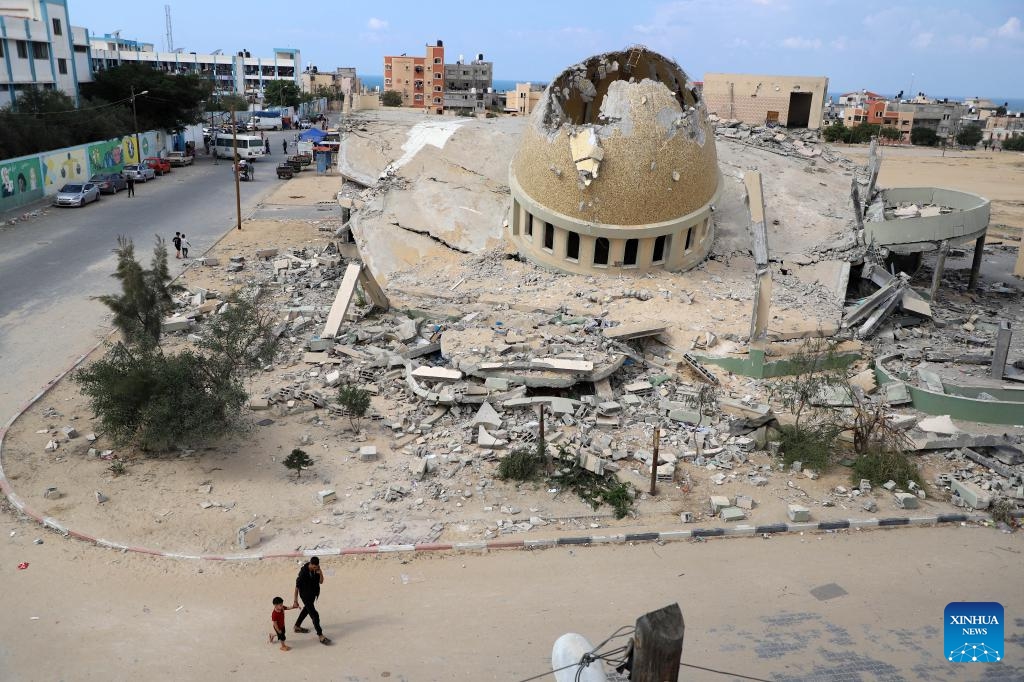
(710, 495, 731, 513)
(359, 445, 378, 462)
(315, 490, 336, 505)
(237, 521, 260, 549)
(720, 506, 746, 522)
(787, 504, 810, 522)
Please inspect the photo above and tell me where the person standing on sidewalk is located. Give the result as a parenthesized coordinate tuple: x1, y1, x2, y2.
(292, 556, 331, 645)
(125, 173, 135, 198)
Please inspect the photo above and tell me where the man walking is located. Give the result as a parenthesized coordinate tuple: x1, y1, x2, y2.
(292, 556, 331, 645)
(125, 172, 135, 198)
(172, 232, 182, 259)
(283, 139, 288, 155)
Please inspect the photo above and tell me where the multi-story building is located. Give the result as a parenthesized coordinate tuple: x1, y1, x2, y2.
(383, 40, 444, 114)
(842, 99, 914, 140)
(442, 54, 497, 112)
(504, 82, 544, 116)
(0, 0, 92, 107)
(905, 100, 965, 140)
(90, 37, 300, 98)
(300, 66, 359, 109)
(983, 114, 1024, 146)
(702, 73, 830, 129)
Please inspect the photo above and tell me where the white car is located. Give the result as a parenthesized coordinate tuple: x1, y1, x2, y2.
(123, 164, 157, 182)
(53, 183, 100, 207)
(167, 151, 194, 167)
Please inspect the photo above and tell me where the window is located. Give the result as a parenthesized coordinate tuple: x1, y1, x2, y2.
(525, 213, 533, 237)
(543, 223, 554, 250)
(0, 41, 3, 58)
(52, 18, 62, 35)
(653, 235, 667, 263)
(434, 72, 442, 79)
(566, 232, 579, 260)
(434, 85, 442, 92)
(433, 97, 441, 104)
(385, 63, 391, 70)
(33, 42, 49, 59)
(624, 239, 638, 266)
(684, 227, 694, 251)
(433, 57, 442, 64)
(16, 41, 28, 59)
(593, 238, 610, 266)
(57, 58, 67, 75)
(384, 78, 391, 85)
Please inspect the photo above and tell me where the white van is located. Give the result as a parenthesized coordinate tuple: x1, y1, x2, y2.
(251, 114, 283, 130)
(213, 133, 267, 159)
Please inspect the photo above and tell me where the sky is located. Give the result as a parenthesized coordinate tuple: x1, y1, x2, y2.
(69, 0, 1024, 98)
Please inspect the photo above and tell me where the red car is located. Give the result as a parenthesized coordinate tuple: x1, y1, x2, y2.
(144, 156, 172, 176)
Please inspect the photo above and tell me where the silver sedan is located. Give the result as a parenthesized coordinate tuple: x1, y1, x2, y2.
(123, 164, 157, 182)
(53, 183, 101, 207)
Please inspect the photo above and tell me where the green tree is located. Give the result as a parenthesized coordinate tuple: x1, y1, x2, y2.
(81, 63, 212, 132)
(263, 80, 301, 108)
(284, 448, 314, 480)
(879, 126, 903, 141)
(75, 239, 280, 452)
(97, 236, 180, 348)
(1003, 134, 1024, 151)
(0, 87, 132, 158)
(910, 126, 939, 146)
(337, 383, 371, 431)
(956, 124, 983, 147)
(821, 122, 848, 143)
(995, 104, 1007, 116)
(207, 94, 249, 113)
(382, 90, 403, 107)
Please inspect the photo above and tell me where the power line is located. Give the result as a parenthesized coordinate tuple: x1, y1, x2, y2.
(2, 95, 136, 116)
(681, 661, 775, 682)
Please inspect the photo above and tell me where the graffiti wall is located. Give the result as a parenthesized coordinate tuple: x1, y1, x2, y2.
(0, 130, 169, 214)
(41, 147, 89, 190)
(0, 157, 44, 212)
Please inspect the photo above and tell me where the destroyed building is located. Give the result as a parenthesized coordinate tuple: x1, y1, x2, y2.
(508, 48, 722, 275)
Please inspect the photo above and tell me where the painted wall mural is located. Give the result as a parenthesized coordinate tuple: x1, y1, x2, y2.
(0, 157, 44, 212)
(42, 147, 89, 189)
(88, 136, 136, 172)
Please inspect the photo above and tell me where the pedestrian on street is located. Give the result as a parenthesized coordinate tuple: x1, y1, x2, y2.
(265, 139, 271, 155)
(180, 233, 191, 259)
(269, 597, 296, 652)
(292, 556, 331, 645)
(125, 173, 135, 198)
(172, 232, 182, 259)
(283, 139, 288, 154)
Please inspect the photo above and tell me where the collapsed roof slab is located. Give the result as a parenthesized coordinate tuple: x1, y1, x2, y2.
(866, 187, 990, 255)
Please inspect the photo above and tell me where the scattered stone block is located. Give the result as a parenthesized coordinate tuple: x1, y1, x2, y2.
(162, 316, 192, 333)
(735, 495, 754, 510)
(237, 520, 260, 549)
(862, 498, 877, 512)
(202, 257, 220, 266)
(43, 487, 61, 500)
(477, 426, 506, 449)
(680, 512, 694, 523)
(316, 490, 337, 506)
(787, 505, 810, 522)
(256, 248, 280, 259)
(471, 402, 502, 429)
(894, 492, 919, 509)
(720, 506, 745, 522)
(484, 377, 509, 391)
(710, 496, 731, 513)
(44, 439, 59, 452)
(61, 426, 78, 439)
(95, 491, 108, 504)
(249, 398, 270, 411)
(412, 366, 463, 382)
(359, 446, 379, 462)
(882, 480, 897, 491)
(951, 479, 990, 510)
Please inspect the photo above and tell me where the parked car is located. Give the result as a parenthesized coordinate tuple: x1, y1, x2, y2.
(123, 164, 156, 182)
(144, 156, 172, 175)
(166, 151, 194, 167)
(89, 173, 127, 194)
(53, 183, 100, 207)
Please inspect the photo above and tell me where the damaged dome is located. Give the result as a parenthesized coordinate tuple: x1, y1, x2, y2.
(507, 47, 722, 275)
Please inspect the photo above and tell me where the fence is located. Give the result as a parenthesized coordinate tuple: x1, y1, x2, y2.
(0, 129, 169, 214)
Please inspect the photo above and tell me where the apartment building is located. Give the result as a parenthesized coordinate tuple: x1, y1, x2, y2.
(0, 0, 92, 107)
(504, 82, 543, 116)
(442, 53, 498, 112)
(905, 100, 965, 140)
(90, 37, 300, 98)
(383, 40, 445, 114)
(843, 99, 914, 140)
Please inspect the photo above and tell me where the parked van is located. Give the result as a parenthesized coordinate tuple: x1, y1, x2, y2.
(251, 112, 283, 130)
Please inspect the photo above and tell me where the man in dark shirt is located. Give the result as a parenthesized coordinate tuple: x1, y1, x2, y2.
(292, 556, 331, 644)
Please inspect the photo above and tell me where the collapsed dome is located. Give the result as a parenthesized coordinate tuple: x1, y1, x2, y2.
(508, 47, 721, 275)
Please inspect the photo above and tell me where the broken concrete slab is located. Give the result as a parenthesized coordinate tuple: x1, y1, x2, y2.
(894, 492, 919, 509)
(359, 446, 379, 462)
(477, 426, 506, 449)
(720, 506, 746, 522)
(602, 323, 667, 341)
(471, 402, 502, 429)
(787, 505, 810, 522)
(412, 366, 463, 382)
(710, 496, 731, 514)
(916, 415, 960, 435)
(321, 263, 362, 339)
(951, 479, 990, 510)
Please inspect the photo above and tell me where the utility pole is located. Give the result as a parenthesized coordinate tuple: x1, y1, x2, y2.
(649, 425, 660, 496)
(632, 604, 685, 681)
(538, 404, 551, 474)
(232, 107, 241, 230)
(130, 86, 149, 163)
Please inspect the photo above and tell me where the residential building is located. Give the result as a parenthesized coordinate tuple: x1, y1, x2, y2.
(842, 99, 914, 141)
(983, 114, 1024, 145)
(701, 73, 830, 129)
(90, 38, 300, 98)
(504, 82, 544, 116)
(0, 0, 92, 107)
(383, 40, 444, 114)
(443, 53, 498, 112)
(301, 66, 359, 110)
(904, 100, 965, 140)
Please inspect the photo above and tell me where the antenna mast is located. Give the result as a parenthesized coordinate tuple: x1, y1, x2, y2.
(164, 5, 174, 52)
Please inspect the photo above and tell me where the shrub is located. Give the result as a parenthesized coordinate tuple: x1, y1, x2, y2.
(497, 446, 543, 481)
(910, 126, 939, 146)
(382, 90, 403, 107)
(337, 383, 371, 431)
(777, 423, 839, 471)
(284, 448, 313, 480)
(851, 448, 922, 488)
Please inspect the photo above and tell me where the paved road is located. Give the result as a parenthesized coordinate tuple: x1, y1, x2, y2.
(0, 128, 298, 424)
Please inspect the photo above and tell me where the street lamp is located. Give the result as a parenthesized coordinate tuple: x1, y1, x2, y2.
(130, 85, 149, 164)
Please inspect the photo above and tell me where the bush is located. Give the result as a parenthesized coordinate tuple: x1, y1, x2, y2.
(284, 448, 314, 480)
(1002, 134, 1024, 151)
(497, 446, 543, 481)
(777, 423, 840, 471)
(851, 449, 922, 488)
(337, 383, 371, 431)
(821, 122, 847, 143)
(382, 90, 403, 107)
(957, 125, 983, 147)
(911, 126, 939, 146)
(601, 482, 634, 520)
(879, 126, 902, 141)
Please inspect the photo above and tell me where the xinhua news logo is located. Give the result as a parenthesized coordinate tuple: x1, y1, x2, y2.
(944, 602, 1003, 663)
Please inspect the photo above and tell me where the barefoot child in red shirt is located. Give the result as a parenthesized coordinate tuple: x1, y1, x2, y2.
(269, 596, 296, 651)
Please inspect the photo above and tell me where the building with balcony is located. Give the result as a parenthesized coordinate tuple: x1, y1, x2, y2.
(442, 53, 497, 112)
(383, 40, 444, 114)
(904, 100, 965, 140)
(89, 38, 300, 98)
(504, 82, 544, 115)
(842, 99, 914, 141)
(0, 0, 92, 107)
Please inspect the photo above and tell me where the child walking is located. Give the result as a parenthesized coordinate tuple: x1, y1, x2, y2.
(269, 596, 296, 651)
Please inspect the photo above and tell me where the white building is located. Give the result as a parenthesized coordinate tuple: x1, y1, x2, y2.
(89, 36, 301, 98)
(0, 0, 92, 108)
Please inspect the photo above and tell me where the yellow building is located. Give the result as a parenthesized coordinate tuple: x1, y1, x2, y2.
(702, 73, 829, 129)
(504, 83, 543, 115)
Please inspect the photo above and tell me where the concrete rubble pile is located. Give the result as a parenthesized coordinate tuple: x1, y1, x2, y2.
(709, 114, 852, 168)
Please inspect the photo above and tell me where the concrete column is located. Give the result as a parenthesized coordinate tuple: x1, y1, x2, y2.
(968, 234, 986, 291)
(991, 321, 1012, 380)
(929, 240, 949, 301)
